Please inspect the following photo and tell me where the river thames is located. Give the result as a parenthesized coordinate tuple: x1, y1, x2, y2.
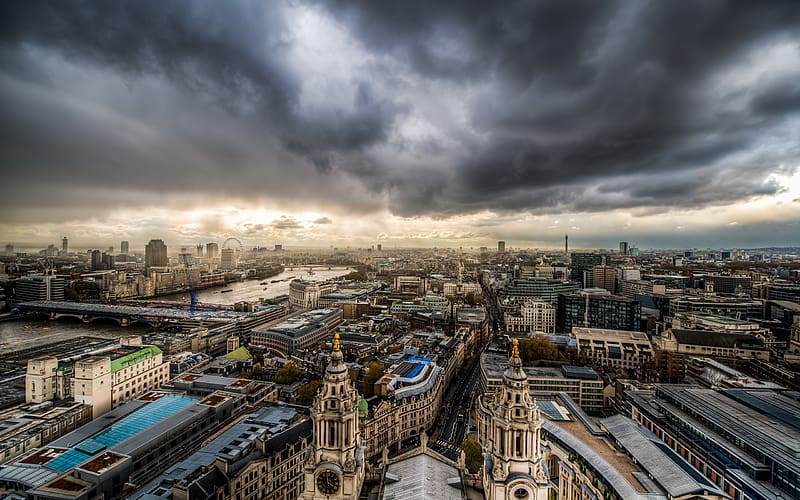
(0, 267, 351, 355)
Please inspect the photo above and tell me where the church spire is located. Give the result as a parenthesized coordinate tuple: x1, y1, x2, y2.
(503, 338, 527, 384)
(326, 332, 346, 375)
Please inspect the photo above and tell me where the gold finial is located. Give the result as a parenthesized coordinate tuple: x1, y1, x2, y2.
(511, 338, 519, 358)
(333, 332, 341, 352)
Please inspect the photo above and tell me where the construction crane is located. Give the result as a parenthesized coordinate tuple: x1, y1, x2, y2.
(182, 253, 198, 315)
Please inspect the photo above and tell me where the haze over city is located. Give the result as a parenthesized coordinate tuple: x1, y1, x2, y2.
(2, 1, 799, 249)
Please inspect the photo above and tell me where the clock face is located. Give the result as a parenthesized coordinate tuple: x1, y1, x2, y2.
(316, 469, 340, 495)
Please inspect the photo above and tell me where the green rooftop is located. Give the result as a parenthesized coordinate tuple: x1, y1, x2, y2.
(224, 347, 253, 360)
(111, 346, 162, 373)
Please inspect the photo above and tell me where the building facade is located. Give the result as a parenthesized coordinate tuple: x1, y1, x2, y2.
(145, 239, 168, 271)
(73, 346, 169, 418)
(289, 279, 338, 309)
(504, 300, 556, 333)
(572, 327, 654, 371)
(15, 275, 65, 302)
(557, 292, 641, 333)
(26, 356, 59, 404)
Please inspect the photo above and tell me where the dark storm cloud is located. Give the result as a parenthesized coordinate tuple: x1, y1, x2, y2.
(0, 0, 399, 209)
(319, 0, 800, 215)
(1, 0, 799, 221)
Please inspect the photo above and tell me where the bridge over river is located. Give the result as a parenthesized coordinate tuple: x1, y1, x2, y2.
(16, 301, 250, 327)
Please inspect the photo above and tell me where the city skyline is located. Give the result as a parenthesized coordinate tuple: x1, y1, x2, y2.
(2, 1, 799, 249)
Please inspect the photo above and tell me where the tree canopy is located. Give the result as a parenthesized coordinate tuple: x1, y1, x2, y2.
(295, 380, 323, 406)
(273, 362, 305, 384)
(360, 361, 385, 398)
(519, 334, 559, 362)
(460, 438, 483, 473)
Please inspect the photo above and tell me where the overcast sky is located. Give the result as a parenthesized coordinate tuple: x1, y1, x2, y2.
(1, 0, 799, 251)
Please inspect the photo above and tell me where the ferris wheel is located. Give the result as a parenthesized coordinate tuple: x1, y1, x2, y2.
(222, 237, 243, 253)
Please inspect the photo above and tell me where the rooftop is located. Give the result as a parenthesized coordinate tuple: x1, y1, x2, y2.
(35, 475, 92, 495)
(654, 385, 800, 473)
(252, 308, 341, 338)
(668, 329, 765, 349)
(223, 346, 252, 360)
(47, 394, 196, 472)
(383, 452, 462, 500)
(132, 405, 308, 499)
(109, 345, 162, 373)
(78, 451, 128, 474)
(571, 327, 650, 342)
(481, 352, 599, 382)
(601, 415, 724, 498)
(544, 419, 648, 495)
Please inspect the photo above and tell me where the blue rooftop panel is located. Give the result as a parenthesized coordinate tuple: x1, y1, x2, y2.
(93, 395, 195, 449)
(407, 364, 424, 379)
(47, 449, 92, 472)
(47, 395, 196, 472)
(537, 400, 569, 421)
(76, 440, 106, 455)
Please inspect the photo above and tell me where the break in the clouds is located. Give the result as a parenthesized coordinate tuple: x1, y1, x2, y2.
(1, 0, 799, 248)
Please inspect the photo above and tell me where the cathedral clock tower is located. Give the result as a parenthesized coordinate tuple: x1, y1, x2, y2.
(301, 333, 365, 499)
(477, 339, 549, 500)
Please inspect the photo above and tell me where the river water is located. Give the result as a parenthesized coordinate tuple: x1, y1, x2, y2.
(157, 266, 352, 305)
(0, 266, 351, 356)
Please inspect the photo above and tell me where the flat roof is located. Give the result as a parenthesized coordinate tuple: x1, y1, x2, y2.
(35, 474, 92, 495)
(572, 327, 650, 342)
(481, 352, 599, 382)
(78, 451, 128, 474)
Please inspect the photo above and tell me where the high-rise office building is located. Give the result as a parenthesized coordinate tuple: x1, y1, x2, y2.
(4, 244, 13, 255)
(145, 239, 168, 271)
(102, 253, 115, 270)
(61, 237, 68, 254)
(557, 291, 641, 332)
(120, 241, 129, 255)
(592, 265, 617, 294)
(619, 241, 628, 255)
(570, 252, 610, 280)
(498, 240, 506, 253)
(220, 248, 235, 270)
(91, 249, 103, 271)
(196, 244, 203, 257)
(206, 242, 219, 259)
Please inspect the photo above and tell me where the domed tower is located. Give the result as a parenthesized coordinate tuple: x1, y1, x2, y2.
(477, 339, 549, 500)
(302, 333, 365, 499)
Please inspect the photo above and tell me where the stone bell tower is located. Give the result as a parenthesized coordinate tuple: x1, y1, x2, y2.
(301, 333, 365, 499)
(477, 339, 549, 500)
